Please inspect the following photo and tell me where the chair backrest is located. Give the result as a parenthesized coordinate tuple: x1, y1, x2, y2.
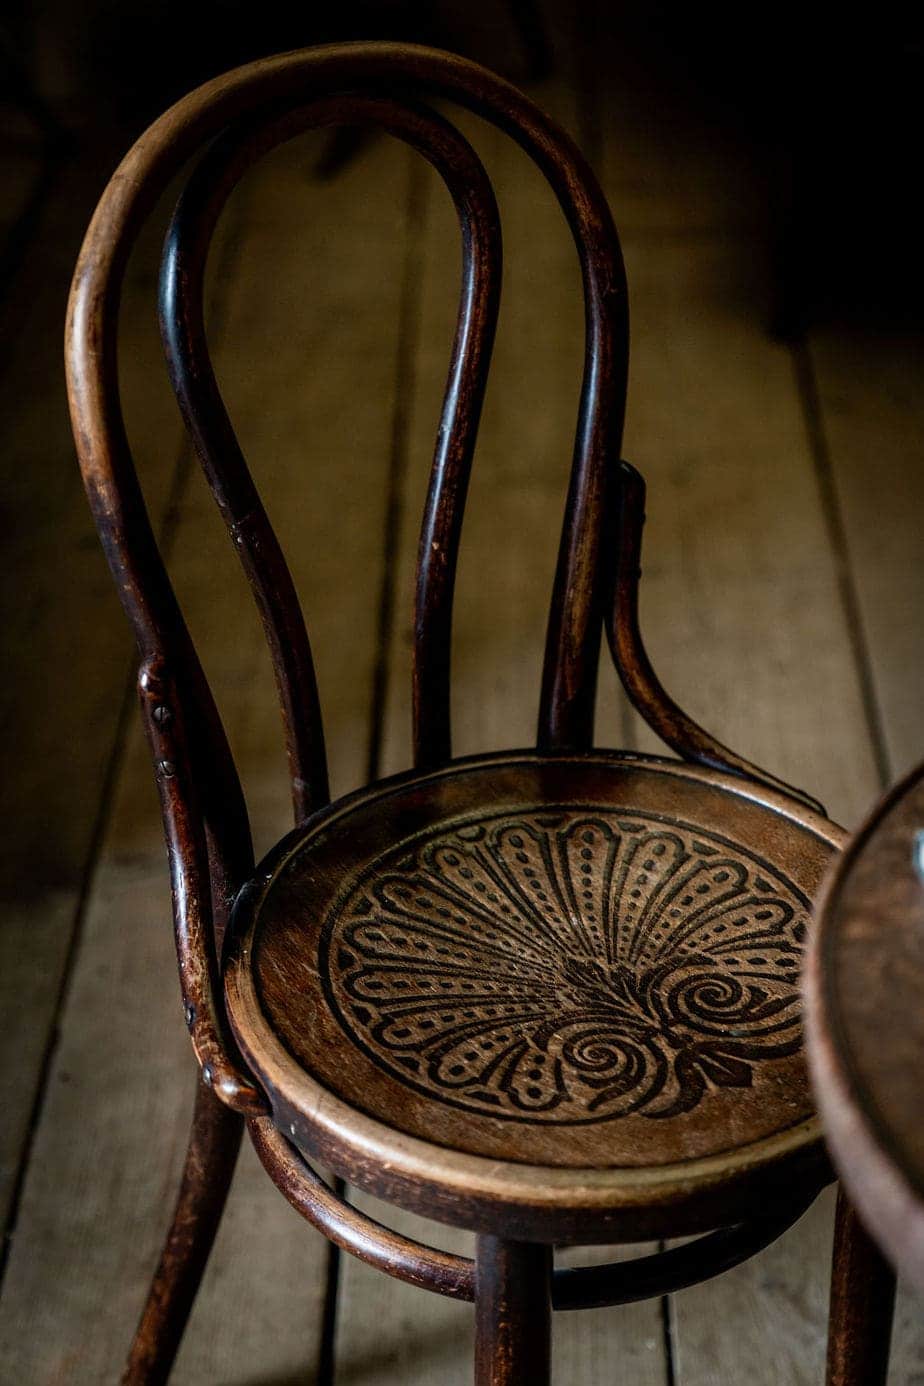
(67, 42, 629, 855)
(67, 43, 827, 1111)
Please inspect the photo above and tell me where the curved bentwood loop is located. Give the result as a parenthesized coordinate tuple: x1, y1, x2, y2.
(161, 93, 503, 801)
(65, 43, 835, 1342)
(250, 1114, 818, 1309)
(66, 42, 630, 798)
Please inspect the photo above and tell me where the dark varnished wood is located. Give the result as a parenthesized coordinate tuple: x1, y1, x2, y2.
(66, 42, 628, 801)
(251, 1112, 820, 1308)
(248, 1116, 477, 1302)
(804, 765, 924, 1382)
(121, 1080, 243, 1386)
(226, 750, 840, 1241)
(139, 657, 266, 1113)
(65, 46, 628, 1380)
(805, 760, 924, 1293)
(66, 46, 630, 1130)
(475, 1237, 552, 1386)
(824, 1190, 896, 1386)
(160, 93, 502, 798)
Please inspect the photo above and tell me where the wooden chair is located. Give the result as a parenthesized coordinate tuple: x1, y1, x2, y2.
(65, 40, 896, 1386)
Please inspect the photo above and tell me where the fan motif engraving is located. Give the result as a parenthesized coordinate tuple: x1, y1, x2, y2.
(321, 808, 809, 1123)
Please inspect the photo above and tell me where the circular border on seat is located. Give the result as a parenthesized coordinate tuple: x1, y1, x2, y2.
(227, 751, 843, 1241)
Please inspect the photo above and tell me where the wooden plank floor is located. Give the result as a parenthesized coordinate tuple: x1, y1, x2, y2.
(1, 3, 922, 1381)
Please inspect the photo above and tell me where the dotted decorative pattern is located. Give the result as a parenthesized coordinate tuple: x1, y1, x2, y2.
(320, 807, 810, 1124)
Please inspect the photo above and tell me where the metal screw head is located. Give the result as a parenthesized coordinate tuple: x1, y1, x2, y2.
(153, 704, 172, 725)
(202, 1064, 213, 1088)
(184, 1003, 196, 1029)
(158, 759, 176, 778)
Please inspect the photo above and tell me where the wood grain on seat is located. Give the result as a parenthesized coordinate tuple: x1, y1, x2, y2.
(227, 751, 843, 1240)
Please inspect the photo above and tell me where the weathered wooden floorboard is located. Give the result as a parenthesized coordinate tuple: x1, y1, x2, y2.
(0, 130, 413, 1382)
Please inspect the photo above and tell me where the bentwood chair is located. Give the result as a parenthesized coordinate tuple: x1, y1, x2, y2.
(66, 41, 897, 1386)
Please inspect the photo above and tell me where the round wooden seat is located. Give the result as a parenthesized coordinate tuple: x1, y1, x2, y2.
(226, 751, 844, 1241)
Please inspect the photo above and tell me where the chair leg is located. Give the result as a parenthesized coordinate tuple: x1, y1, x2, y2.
(474, 1235, 552, 1386)
(122, 1076, 244, 1386)
(826, 1186, 896, 1386)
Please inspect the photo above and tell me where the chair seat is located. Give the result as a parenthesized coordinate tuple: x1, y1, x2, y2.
(225, 751, 844, 1241)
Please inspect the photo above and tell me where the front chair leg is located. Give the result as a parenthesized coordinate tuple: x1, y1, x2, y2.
(826, 1187, 896, 1386)
(474, 1235, 552, 1386)
(122, 1076, 244, 1385)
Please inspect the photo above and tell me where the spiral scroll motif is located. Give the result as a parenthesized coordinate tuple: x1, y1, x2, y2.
(320, 808, 810, 1123)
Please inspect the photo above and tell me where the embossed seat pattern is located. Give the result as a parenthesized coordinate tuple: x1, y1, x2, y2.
(231, 755, 838, 1175)
(323, 807, 808, 1126)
